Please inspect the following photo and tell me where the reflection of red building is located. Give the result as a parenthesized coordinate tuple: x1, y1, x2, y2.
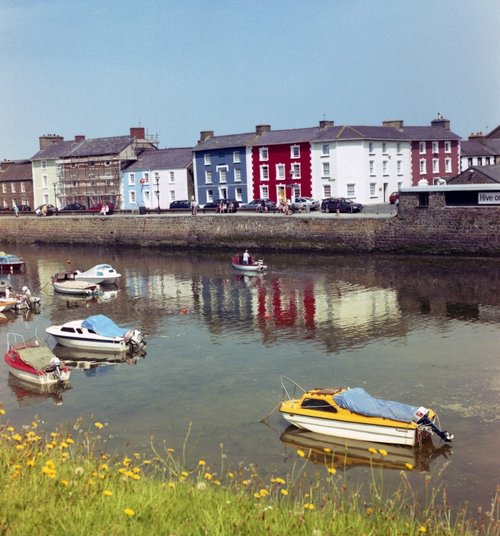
(250, 125, 315, 203)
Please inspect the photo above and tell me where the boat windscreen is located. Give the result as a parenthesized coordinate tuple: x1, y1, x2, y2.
(81, 314, 128, 338)
(334, 388, 419, 423)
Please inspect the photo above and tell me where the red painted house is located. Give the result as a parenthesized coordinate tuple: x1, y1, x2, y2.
(250, 124, 316, 203)
(384, 115, 461, 186)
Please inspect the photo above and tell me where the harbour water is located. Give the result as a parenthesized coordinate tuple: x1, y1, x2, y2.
(0, 244, 498, 511)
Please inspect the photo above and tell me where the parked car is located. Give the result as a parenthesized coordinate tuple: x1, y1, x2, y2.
(35, 204, 56, 216)
(202, 199, 239, 213)
(321, 198, 364, 214)
(169, 200, 191, 210)
(240, 199, 277, 212)
(88, 202, 115, 215)
(291, 197, 320, 211)
(61, 203, 87, 211)
(389, 192, 400, 204)
(11, 205, 31, 212)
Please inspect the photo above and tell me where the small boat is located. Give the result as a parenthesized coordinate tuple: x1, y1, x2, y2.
(0, 299, 18, 312)
(4, 333, 71, 386)
(46, 314, 146, 354)
(0, 252, 25, 272)
(231, 253, 267, 272)
(74, 264, 121, 285)
(12, 286, 41, 311)
(280, 426, 452, 473)
(279, 377, 453, 447)
(52, 271, 100, 295)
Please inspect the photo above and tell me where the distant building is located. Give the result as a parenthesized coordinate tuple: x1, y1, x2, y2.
(460, 126, 500, 171)
(0, 160, 33, 210)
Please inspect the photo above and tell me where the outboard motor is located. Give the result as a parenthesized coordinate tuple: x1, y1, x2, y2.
(124, 330, 145, 352)
(413, 406, 453, 442)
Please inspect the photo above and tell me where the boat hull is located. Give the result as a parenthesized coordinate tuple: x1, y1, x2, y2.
(52, 281, 99, 295)
(7, 366, 70, 386)
(47, 333, 129, 352)
(280, 412, 417, 446)
(231, 262, 267, 272)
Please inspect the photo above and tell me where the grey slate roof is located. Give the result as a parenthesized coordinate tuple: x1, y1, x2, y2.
(448, 163, 500, 184)
(124, 148, 193, 171)
(461, 140, 496, 157)
(313, 125, 409, 142)
(193, 132, 255, 152)
(31, 139, 83, 160)
(399, 126, 461, 141)
(0, 160, 32, 180)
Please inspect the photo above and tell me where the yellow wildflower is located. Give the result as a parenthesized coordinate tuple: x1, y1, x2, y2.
(323, 447, 331, 453)
(100, 464, 109, 471)
(50, 432, 58, 438)
(12, 434, 23, 442)
(132, 467, 141, 474)
(123, 508, 135, 517)
(167, 448, 175, 453)
(378, 449, 388, 457)
(366, 507, 374, 515)
(60, 480, 69, 486)
(297, 449, 305, 457)
(368, 447, 377, 454)
(304, 503, 315, 510)
(133, 452, 140, 459)
(7, 426, 15, 432)
(122, 457, 131, 467)
(59, 441, 68, 448)
(327, 467, 336, 474)
(405, 463, 414, 470)
(66, 438, 74, 444)
(103, 490, 113, 497)
(204, 473, 213, 481)
(198, 459, 206, 466)
(181, 471, 189, 478)
(168, 482, 176, 489)
(418, 527, 427, 533)
(94, 422, 104, 429)
(0, 408, 5, 415)
(281, 489, 289, 496)
(27, 459, 36, 467)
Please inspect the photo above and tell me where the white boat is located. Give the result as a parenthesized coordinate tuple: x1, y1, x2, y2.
(52, 271, 100, 295)
(4, 333, 71, 386)
(231, 253, 267, 272)
(46, 314, 146, 354)
(279, 377, 453, 447)
(74, 264, 121, 285)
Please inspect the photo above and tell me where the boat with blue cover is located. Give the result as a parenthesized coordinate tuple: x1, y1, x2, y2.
(46, 314, 145, 354)
(279, 377, 453, 447)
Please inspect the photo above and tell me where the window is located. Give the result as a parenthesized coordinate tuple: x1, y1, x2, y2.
(368, 142, 374, 153)
(322, 162, 330, 178)
(468, 158, 473, 167)
(233, 151, 240, 163)
(234, 168, 241, 182)
(397, 160, 402, 175)
(300, 398, 337, 412)
(347, 183, 355, 197)
(369, 160, 375, 175)
(129, 173, 135, 186)
(21, 182, 26, 193)
(477, 157, 483, 166)
(445, 158, 452, 173)
(370, 182, 377, 197)
(235, 187, 242, 201)
(444, 141, 451, 153)
(143, 190, 150, 204)
(260, 165, 269, 180)
(291, 163, 301, 178)
(218, 166, 228, 183)
(397, 143, 402, 154)
(290, 145, 300, 158)
(432, 141, 439, 153)
(207, 189, 214, 202)
(323, 184, 331, 198)
(144, 172, 150, 185)
(259, 147, 268, 161)
(10, 183, 16, 193)
(486, 157, 491, 165)
(129, 191, 137, 204)
(153, 172, 159, 185)
(420, 159, 427, 174)
(204, 154, 211, 165)
(260, 185, 269, 198)
(41, 160, 47, 169)
(418, 192, 429, 207)
(322, 144, 330, 156)
(205, 171, 212, 184)
(382, 160, 388, 175)
(419, 142, 426, 154)
(169, 171, 175, 183)
(42, 175, 48, 188)
(170, 190, 175, 202)
(382, 142, 387, 154)
(276, 164, 285, 179)
(432, 158, 439, 173)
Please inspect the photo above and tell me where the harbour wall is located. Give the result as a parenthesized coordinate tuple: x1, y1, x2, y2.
(2, 208, 500, 256)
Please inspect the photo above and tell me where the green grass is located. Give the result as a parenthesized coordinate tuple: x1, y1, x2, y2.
(0, 412, 497, 536)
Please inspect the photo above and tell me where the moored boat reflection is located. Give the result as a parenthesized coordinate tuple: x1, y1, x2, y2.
(7, 375, 71, 407)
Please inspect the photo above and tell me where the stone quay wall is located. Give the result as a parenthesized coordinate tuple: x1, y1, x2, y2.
(2, 208, 500, 256)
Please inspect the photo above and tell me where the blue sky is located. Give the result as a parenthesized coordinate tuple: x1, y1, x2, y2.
(1, 0, 499, 159)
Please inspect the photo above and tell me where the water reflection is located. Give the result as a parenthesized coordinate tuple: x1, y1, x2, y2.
(7, 375, 71, 407)
(280, 426, 453, 473)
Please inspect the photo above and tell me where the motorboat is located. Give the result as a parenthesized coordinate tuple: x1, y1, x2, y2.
(279, 377, 453, 447)
(280, 426, 452, 473)
(231, 253, 267, 272)
(46, 314, 146, 354)
(0, 252, 25, 272)
(4, 333, 71, 386)
(74, 264, 121, 285)
(11, 286, 41, 311)
(52, 271, 100, 295)
(0, 299, 18, 312)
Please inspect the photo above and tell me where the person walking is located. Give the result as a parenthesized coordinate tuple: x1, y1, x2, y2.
(191, 198, 198, 215)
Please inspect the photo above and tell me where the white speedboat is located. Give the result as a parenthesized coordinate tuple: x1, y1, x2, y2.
(74, 264, 121, 285)
(52, 271, 100, 295)
(279, 377, 453, 447)
(46, 314, 145, 354)
(231, 254, 267, 272)
(5, 333, 71, 386)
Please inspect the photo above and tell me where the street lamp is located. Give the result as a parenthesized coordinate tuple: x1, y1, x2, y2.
(155, 176, 160, 213)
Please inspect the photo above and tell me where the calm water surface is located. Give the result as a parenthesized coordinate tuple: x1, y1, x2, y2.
(1, 245, 499, 510)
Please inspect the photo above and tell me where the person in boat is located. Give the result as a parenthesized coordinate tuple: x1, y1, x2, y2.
(5, 285, 13, 298)
(243, 250, 250, 265)
(21, 286, 32, 307)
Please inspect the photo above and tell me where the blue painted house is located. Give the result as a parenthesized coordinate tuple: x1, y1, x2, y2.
(192, 130, 255, 205)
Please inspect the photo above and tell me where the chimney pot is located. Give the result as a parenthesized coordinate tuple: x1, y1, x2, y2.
(256, 124, 271, 135)
(199, 130, 214, 142)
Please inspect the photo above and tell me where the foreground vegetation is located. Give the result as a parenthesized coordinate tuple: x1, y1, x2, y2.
(0, 410, 497, 535)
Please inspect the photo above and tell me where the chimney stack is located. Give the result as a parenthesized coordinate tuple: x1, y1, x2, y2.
(319, 120, 334, 129)
(199, 131, 214, 142)
(130, 127, 145, 139)
(256, 124, 271, 135)
(39, 134, 64, 150)
(383, 120, 404, 130)
(74, 135, 86, 142)
(431, 114, 450, 131)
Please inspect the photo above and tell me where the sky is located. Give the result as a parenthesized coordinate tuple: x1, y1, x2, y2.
(1, 0, 499, 159)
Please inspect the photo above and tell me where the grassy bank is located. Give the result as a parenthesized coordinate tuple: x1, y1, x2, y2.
(0, 411, 497, 535)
